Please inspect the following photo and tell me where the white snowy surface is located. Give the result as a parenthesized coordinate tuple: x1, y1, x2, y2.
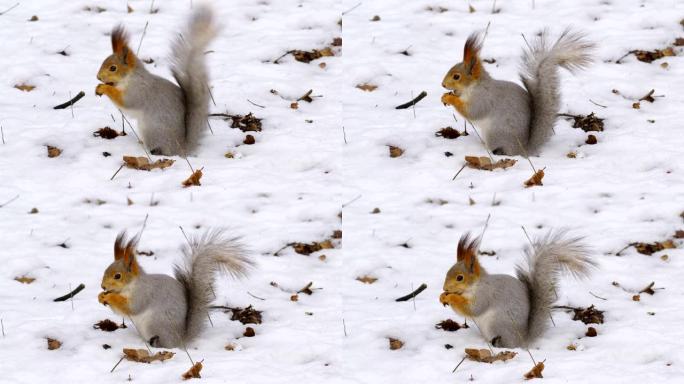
(1, 0, 684, 383)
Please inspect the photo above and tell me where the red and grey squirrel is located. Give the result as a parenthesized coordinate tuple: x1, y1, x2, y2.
(95, 5, 216, 156)
(98, 230, 253, 348)
(441, 29, 594, 156)
(440, 231, 595, 348)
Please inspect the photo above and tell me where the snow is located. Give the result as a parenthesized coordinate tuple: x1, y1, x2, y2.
(1, 0, 683, 383)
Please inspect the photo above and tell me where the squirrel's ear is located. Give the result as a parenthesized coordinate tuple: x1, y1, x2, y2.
(122, 234, 140, 271)
(114, 231, 127, 261)
(111, 25, 130, 55)
(463, 32, 483, 76)
(457, 232, 480, 273)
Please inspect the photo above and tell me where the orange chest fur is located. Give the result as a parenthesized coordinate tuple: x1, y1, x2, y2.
(441, 93, 470, 120)
(446, 293, 473, 317)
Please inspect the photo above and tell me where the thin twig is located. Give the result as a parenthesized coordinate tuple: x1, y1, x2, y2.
(247, 99, 265, 108)
(138, 213, 150, 242)
(395, 91, 427, 109)
(1, 319, 5, 337)
(0, 2, 19, 16)
(341, 1, 361, 15)
(589, 99, 607, 108)
(110, 164, 125, 180)
(452, 355, 467, 373)
(452, 163, 468, 181)
(342, 318, 348, 337)
(589, 291, 607, 301)
(395, 283, 427, 302)
(137, 21, 149, 55)
(0, 195, 19, 208)
(342, 126, 347, 144)
(478, 213, 492, 243)
(119, 110, 152, 161)
(179, 226, 191, 245)
(1, 125, 4, 144)
(468, 121, 495, 165)
(342, 194, 362, 208)
(53, 91, 85, 109)
(110, 356, 125, 373)
(247, 291, 266, 301)
(53, 283, 85, 302)
(69, 91, 74, 118)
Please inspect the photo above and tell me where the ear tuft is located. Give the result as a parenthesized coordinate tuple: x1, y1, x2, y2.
(463, 31, 484, 69)
(457, 232, 480, 268)
(114, 231, 127, 260)
(111, 25, 130, 54)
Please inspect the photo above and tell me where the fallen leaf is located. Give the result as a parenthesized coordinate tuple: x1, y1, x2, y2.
(243, 327, 256, 337)
(181, 361, 203, 380)
(47, 145, 62, 158)
(224, 113, 262, 132)
(29, 15, 39, 21)
(123, 156, 175, 171)
(465, 348, 517, 363)
(436, 126, 467, 139)
(675, 38, 684, 46)
(356, 83, 378, 92)
(47, 338, 61, 350)
(371, 15, 381, 21)
(292, 48, 334, 63)
(182, 168, 203, 188)
(127, 4, 133, 13)
(585, 327, 598, 337)
(389, 338, 404, 350)
(586, 134, 598, 145)
(93, 127, 125, 139)
(435, 319, 469, 332)
(674, 230, 684, 239)
(639, 281, 656, 295)
(229, 305, 262, 324)
(371, 207, 381, 214)
(298, 281, 315, 295)
(93, 319, 127, 332)
(569, 305, 604, 324)
(464, 156, 517, 171)
(29, 207, 39, 214)
(290, 294, 299, 301)
(389, 145, 404, 158)
(290, 102, 299, 109)
(331, 37, 342, 47)
(632, 240, 676, 255)
(123, 348, 175, 363)
(356, 275, 378, 284)
(15, 83, 36, 92)
(524, 168, 545, 188)
(560, 112, 604, 132)
(15, 276, 35, 284)
(292, 240, 334, 255)
(244, 135, 256, 145)
(524, 361, 545, 380)
(631, 47, 675, 63)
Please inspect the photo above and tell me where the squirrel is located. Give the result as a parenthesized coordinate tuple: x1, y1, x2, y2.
(441, 29, 594, 156)
(439, 231, 595, 348)
(98, 229, 253, 348)
(95, 5, 217, 156)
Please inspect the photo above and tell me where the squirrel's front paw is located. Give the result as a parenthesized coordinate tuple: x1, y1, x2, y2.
(98, 291, 109, 305)
(439, 292, 451, 306)
(441, 92, 458, 106)
(95, 83, 107, 96)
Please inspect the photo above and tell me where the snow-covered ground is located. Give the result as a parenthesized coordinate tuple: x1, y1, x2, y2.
(1, 0, 683, 383)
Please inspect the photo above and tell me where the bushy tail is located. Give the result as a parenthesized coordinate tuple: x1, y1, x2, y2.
(520, 28, 594, 153)
(170, 4, 218, 154)
(515, 230, 595, 343)
(173, 229, 253, 343)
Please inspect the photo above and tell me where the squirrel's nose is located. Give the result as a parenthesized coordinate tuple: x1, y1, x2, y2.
(441, 81, 446, 88)
(97, 73, 103, 82)
(101, 284, 105, 290)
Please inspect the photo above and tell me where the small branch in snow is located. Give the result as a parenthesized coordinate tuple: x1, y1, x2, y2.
(247, 99, 265, 108)
(342, 194, 362, 208)
(53, 283, 85, 302)
(342, 126, 347, 144)
(589, 291, 607, 301)
(1, 125, 4, 144)
(342, 2, 361, 15)
(247, 291, 266, 301)
(452, 163, 467, 181)
(395, 283, 427, 302)
(1, 318, 5, 337)
(589, 99, 607, 108)
(110, 164, 125, 181)
(53, 91, 85, 110)
(395, 91, 427, 109)
(342, 318, 347, 337)
(452, 355, 467, 373)
(110, 356, 125, 373)
(0, 194, 19, 208)
(136, 21, 149, 55)
(0, 2, 19, 16)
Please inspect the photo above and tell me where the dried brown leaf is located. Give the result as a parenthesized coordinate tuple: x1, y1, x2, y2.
(243, 327, 256, 337)
(181, 361, 203, 380)
(15, 83, 36, 92)
(15, 276, 35, 284)
(435, 319, 469, 332)
(123, 156, 175, 171)
(436, 126, 467, 139)
(93, 319, 127, 332)
(389, 338, 404, 350)
(47, 145, 62, 158)
(464, 156, 517, 171)
(93, 127, 125, 139)
(123, 348, 175, 363)
(389, 145, 404, 158)
(524, 361, 545, 380)
(524, 168, 545, 188)
(230, 305, 262, 325)
(356, 275, 378, 284)
(47, 338, 61, 350)
(465, 348, 517, 363)
(182, 168, 203, 188)
(356, 83, 378, 92)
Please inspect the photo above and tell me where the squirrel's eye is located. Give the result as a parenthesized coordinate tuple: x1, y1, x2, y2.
(109, 65, 117, 72)
(114, 273, 121, 280)
(456, 275, 464, 282)
(453, 74, 461, 81)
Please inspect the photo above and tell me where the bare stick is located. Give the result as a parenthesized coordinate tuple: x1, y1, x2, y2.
(53, 283, 85, 301)
(179, 226, 191, 245)
(53, 91, 85, 109)
(247, 99, 265, 108)
(149, 0, 156, 13)
(136, 21, 149, 55)
(69, 283, 74, 310)
(514, 136, 536, 173)
(110, 356, 125, 373)
(342, 126, 347, 144)
(1, 318, 5, 337)
(478, 213, 492, 243)
(395, 91, 427, 109)
(395, 283, 427, 302)
(0, 2, 19, 16)
(342, 318, 348, 337)
(273, 50, 294, 64)
(119, 110, 152, 161)
(468, 121, 495, 165)
(0, 194, 19, 208)
(138, 213, 150, 242)
(452, 355, 467, 373)
(589, 291, 607, 301)
(452, 163, 467, 181)
(341, 1, 361, 15)
(342, 194, 362, 208)
(247, 291, 266, 301)
(110, 164, 125, 180)
(127, 316, 152, 353)
(1, 125, 4, 144)
(69, 91, 74, 118)
(589, 99, 607, 108)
